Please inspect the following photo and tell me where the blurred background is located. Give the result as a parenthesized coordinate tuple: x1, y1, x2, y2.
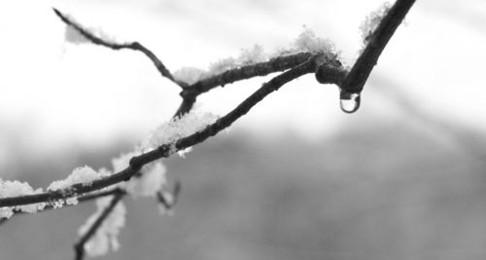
(1, 0, 486, 259)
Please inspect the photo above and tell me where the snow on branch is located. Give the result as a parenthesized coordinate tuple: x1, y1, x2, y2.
(173, 28, 336, 86)
(53, 8, 187, 88)
(0, 55, 325, 210)
(360, 2, 392, 44)
(0, 180, 45, 219)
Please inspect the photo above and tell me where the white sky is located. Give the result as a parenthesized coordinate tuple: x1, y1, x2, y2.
(0, 0, 485, 162)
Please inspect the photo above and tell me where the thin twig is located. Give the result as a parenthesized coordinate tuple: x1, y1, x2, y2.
(53, 8, 187, 88)
(0, 188, 125, 225)
(340, 0, 416, 94)
(74, 190, 125, 260)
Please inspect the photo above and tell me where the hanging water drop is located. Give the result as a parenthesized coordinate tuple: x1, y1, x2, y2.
(339, 91, 361, 113)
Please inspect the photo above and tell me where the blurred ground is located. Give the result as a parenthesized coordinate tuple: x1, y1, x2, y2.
(1, 114, 486, 260)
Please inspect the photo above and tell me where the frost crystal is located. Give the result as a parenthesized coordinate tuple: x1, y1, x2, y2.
(144, 110, 219, 149)
(0, 180, 46, 218)
(360, 2, 391, 44)
(78, 196, 126, 257)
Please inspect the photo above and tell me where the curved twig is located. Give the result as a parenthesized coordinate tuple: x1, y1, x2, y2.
(339, 0, 416, 94)
(53, 8, 187, 88)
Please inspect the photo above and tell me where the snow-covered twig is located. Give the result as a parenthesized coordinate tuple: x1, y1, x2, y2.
(190, 52, 314, 95)
(53, 8, 187, 88)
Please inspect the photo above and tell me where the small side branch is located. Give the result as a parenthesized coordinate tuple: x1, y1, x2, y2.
(0, 188, 125, 225)
(74, 190, 125, 260)
(175, 52, 314, 117)
(52, 8, 187, 88)
(190, 52, 314, 95)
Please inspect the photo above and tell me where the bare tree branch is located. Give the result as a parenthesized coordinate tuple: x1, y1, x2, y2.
(52, 8, 188, 88)
(0, 54, 328, 209)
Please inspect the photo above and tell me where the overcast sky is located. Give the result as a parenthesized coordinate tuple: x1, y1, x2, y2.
(0, 0, 485, 164)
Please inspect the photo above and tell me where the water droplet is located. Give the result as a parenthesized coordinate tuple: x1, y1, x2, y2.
(339, 91, 361, 113)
